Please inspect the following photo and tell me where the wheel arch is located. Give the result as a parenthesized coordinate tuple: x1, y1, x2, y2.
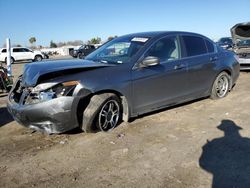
(76, 87, 130, 127)
(94, 89, 130, 122)
(5, 56, 15, 62)
(210, 69, 233, 98)
(218, 69, 233, 90)
(35, 54, 43, 59)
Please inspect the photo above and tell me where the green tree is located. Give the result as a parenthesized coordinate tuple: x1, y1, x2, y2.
(88, 37, 101, 44)
(29, 37, 36, 46)
(107, 35, 118, 41)
(50, 40, 57, 48)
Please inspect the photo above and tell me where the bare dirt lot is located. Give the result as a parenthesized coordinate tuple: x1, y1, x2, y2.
(0, 61, 250, 188)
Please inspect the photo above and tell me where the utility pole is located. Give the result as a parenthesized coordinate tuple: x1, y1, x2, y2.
(6, 38, 12, 77)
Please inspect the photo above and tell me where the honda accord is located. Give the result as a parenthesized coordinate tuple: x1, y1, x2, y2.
(7, 31, 240, 133)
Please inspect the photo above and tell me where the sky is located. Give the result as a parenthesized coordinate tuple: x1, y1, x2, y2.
(0, 0, 249, 47)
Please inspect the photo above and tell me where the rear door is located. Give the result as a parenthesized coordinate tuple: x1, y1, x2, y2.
(180, 35, 217, 96)
(132, 35, 189, 114)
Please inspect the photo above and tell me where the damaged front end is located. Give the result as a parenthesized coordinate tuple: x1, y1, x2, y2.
(7, 77, 80, 134)
(231, 22, 250, 70)
(7, 60, 113, 133)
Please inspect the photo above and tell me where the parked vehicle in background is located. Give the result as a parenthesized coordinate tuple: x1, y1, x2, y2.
(42, 52, 49, 59)
(0, 47, 45, 64)
(70, 44, 96, 59)
(0, 64, 13, 92)
(7, 31, 240, 134)
(217, 37, 233, 49)
(231, 22, 250, 70)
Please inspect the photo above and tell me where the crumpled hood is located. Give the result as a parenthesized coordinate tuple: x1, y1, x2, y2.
(231, 22, 250, 43)
(22, 59, 112, 87)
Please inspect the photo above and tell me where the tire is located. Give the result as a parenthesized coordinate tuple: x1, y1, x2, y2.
(34, 55, 43, 62)
(210, 71, 231, 99)
(77, 53, 84, 59)
(5, 57, 14, 64)
(81, 93, 122, 133)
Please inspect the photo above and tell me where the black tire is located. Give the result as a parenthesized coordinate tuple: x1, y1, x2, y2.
(210, 71, 231, 99)
(34, 55, 43, 62)
(5, 57, 14, 64)
(81, 93, 122, 133)
(77, 53, 84, 59)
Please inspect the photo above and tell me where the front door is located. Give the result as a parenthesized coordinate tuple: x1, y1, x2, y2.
(132, 35, 188, 114)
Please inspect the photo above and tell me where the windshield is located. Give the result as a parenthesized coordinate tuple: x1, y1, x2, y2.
(218, 38, 232, 44)
(85, 36, 150, 64)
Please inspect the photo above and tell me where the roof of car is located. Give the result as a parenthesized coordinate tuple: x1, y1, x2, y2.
(122, 31, 205, 38)
(1, 47, 29, 50)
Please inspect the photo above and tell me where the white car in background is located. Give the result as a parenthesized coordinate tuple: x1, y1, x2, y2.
(0, 47, 45, 64)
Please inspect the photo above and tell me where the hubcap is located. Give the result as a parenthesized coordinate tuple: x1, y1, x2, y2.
(98, 100, 120, 131)
(216, 75, 229, 98)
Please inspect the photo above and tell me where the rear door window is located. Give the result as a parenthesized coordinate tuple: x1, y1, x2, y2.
(1, 49, 6, 53)
(182, 35, 207, 57)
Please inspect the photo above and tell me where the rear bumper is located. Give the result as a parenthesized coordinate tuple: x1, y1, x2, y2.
(239, 58, 250, 70)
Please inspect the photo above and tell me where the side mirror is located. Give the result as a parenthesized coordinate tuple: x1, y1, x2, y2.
(141, 56, 160, 67)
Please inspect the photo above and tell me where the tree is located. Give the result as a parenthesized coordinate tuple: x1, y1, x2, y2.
(88, 37, 101, 44)
(29, 37, 36, 46)
(66, 40, 83, 46)
(107, 35, 118, 41)
(50, 40, 57, 48)
(12, 44, 22, 47)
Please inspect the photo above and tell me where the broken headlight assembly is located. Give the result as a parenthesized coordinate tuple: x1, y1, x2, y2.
(26, 81, 79, 104)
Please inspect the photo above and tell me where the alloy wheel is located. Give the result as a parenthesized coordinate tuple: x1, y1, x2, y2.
(215, 75, 229, 98)
(98, 99, 120, 131)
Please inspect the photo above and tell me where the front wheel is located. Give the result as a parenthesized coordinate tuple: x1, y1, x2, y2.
(77, 53, 84, 59)
(81, 93, 122, 133)
(210, 71, 231, 99)
(5, 57, 14, 64)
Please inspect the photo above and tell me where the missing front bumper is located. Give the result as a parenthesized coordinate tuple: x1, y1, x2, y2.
(7, 96, 79, 134)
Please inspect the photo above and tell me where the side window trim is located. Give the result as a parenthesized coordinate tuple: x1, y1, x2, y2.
(204, 39, 216, 54)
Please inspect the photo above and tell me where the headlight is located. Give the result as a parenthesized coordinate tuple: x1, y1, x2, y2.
(26, 81, 79, 104)
(32, 82, 58, 92)
(51, 81, 79, 97)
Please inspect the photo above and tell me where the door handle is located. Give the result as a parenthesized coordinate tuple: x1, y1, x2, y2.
(174, 64, 186, 70)
(210, 56, 218, 62)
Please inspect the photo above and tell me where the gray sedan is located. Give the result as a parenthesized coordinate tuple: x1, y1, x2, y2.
(7, 31, 240, 133)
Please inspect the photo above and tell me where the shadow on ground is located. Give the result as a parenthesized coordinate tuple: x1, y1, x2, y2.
(0, 107, 13, 127)
(199, 120, 250, 188)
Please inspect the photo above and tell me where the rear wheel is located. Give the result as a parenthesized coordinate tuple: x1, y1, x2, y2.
(211, 71, 231, 99)
(34, 55, 43, 62)
(81, 93, 121, 133)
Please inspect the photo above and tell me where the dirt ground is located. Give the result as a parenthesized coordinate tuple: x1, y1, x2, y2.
(0, 60, 250, 188)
